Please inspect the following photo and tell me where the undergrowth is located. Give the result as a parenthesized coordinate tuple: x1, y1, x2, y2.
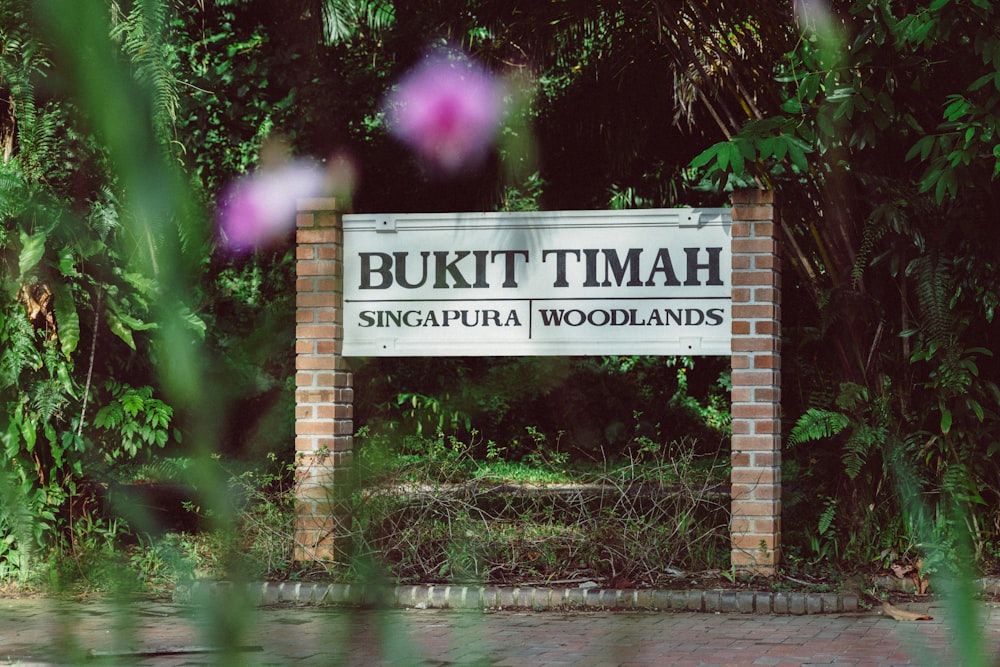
(16, 431, 732, 593)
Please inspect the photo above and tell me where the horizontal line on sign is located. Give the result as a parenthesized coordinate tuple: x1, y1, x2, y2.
(343, 222, 731, 230)
(345, 296, 732, 303)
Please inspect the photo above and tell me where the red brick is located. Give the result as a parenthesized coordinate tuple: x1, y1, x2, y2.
(731, 435, 780, 451)
(732, 403, 779, 419)
(316, 404, 352, 419)
(296, 355, 338, 371)
(751, 484, 781, 500)
(731, 370, 779, 386)
(754, 354, 781, 370)
(732, 532, 778, 550)
(315, 278, 342, 292)
(731, 205, 774, 222)
(753, 388, 780, 402)
(732, 238, 777, 254)
(753, 420, 781, 435)
(732, 304, 779, 319)
(732, 338, 779, 353)
(754, 254, 778, 270)
(731, 270, 778, 287)
(297, 229, 341, 244)
(296, 389, 336, 403)
(296, 420, 338, 436)
(296, 324, 339, 339)
(731, 320, 751, 335)
(730, 484, 753, 501)
(731, 500, 780, 517)
(751, 222, 776, 237)
(731, 355, 750, 369)
(754, 320, 779, 335)
(753, 287, 779, 303)
(730, 420, 750, 434)
(317, 309, 341, 323)
(731, 467, 779, 484)
(730, 222, 751, 238)
(297, 293, 340, 308)
(751, 452, 780, 467)
(751, 518, 781, 534)
(297, 261, 341, 277)
(730, 387, 752, 402)
(315, 210, 341, 227)
(730, 518, 751, 534)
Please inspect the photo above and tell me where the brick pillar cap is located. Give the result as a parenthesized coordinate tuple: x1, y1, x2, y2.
(298, 198, 342, 212)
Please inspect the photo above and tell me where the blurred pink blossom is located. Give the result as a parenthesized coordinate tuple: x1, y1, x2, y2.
(384, 50, 506, 174)
(217, 161, 327, 252)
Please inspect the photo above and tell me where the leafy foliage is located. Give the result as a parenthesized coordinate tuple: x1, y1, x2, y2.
(689, 0, 1000, 564)
(93, 382, 175, 461)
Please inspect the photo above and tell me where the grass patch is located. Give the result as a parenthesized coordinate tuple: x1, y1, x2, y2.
(21, 431, 731, 594)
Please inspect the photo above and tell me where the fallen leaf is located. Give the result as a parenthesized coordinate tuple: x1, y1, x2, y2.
(890, 564, 914, 579)
(881, 601, 933, 621)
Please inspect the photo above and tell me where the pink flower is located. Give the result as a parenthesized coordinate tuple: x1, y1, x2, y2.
(217, 161, 328, 253)
(384, 50, 506, 174)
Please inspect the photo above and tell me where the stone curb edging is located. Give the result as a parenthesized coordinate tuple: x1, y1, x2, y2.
(173, 581, 859, 615)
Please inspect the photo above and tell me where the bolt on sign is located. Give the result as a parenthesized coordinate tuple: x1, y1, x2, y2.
(342, 208, 732, 357)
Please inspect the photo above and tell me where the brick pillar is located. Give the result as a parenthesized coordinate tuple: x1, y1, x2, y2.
(729, 190, 781, 574)
(294, 198, 352, 563)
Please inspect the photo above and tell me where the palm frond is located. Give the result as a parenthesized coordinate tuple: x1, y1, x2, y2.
(321, 0, 395, 44)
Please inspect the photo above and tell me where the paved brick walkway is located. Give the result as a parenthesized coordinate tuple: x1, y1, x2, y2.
(1, 597, 998, 666)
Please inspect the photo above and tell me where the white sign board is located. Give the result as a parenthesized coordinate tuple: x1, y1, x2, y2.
(342, 209, 732, 356)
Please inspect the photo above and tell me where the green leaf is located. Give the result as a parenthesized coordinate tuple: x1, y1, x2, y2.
(940, 406, 953, 435)
(49, 280, 80, 359)
(689, 144, 722, 170)
(905, 135, 935, 162)
(57, 246, 80, 278)
(18, 232, 46, 280)
(104, 306, 136, 349)
(787, 142, 809, 172)
(969, 72, 995, 92)
(716, 142, 733, 171)
(943, 95, 970, 122)
(179, 306, 207, 340)
(967, 398, 985, 422)
(728, 142, 746, 176)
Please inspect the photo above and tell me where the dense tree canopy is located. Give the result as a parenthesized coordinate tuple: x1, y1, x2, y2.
(1, 0, 999, 572)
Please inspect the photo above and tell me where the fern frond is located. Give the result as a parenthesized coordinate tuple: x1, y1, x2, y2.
(28, 378, 68, 424)
(0, 305, 43, 390)
(907, 255, 956, 350)
(817, 496, 837, 535)
(788, 408, 849, 446)
(841, 424, 886, 480)
(321, 0, 395, 44)
(110, 0, 180, 148)
(851, 206, 891, 288)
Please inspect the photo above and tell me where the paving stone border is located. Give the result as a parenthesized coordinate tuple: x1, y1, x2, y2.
(173, 581, 860, 614)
